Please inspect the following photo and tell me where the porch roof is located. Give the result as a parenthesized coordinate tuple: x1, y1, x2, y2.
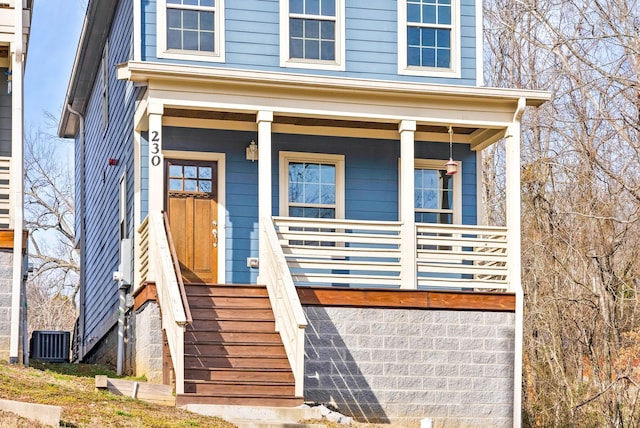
(117, 60, 550, 107)
(115, 61, 550, 150)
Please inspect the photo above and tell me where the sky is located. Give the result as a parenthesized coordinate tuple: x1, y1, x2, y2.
(24, 0, 86, 133)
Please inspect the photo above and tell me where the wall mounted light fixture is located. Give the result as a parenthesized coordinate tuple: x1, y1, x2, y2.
(246, 140, 258, 162)
(445, 126, 458, 175)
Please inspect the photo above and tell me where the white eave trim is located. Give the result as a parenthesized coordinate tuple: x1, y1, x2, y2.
(116, 61, 551, 106)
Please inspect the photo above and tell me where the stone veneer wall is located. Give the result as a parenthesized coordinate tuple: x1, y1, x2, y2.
(0, 250, 14, 362)
(132, 301, 163, 383)
(303, 307, 515, 428)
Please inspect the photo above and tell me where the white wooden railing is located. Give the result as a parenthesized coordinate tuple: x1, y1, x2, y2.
(138, 212, 188, 394)
(274, 217, 403, 288)
(137, 216, 150, 284)
(273, 217, 509, 291)
(0, 156, 10, 228)
(261, 217, 308, 397)
(416, 223, 508, 289)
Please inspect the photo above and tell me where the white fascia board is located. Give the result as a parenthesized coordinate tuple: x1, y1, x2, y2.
(116, 61, 551, 107)
(147, 87, 519, 131)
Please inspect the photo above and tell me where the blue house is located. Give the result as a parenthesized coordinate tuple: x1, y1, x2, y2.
(59, 0, 549, 426)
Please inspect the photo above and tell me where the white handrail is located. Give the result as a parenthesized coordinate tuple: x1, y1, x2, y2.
(147, 211, 187, 394)
(261, 216, 307, 397)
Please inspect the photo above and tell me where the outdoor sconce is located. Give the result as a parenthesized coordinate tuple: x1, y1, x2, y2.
(246, 140, 258, 162)
(445, 125, 458, 175)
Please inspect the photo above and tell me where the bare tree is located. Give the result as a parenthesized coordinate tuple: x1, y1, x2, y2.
(27, 276, 76, 333)
(24, 124, 79, 301)
(484, 0, 640, 425)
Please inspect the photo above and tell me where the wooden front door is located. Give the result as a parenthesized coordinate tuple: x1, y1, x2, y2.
(166, 159, 218, 283)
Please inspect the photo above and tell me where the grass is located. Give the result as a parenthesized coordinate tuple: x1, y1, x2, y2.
(0, 361, 235, 428)
(0, 361, 404, 428)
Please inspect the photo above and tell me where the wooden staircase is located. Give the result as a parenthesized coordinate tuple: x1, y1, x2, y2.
(176, 283, 304, 407)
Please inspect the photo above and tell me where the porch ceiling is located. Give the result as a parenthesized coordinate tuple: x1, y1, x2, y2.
(163, 107, 493, 148)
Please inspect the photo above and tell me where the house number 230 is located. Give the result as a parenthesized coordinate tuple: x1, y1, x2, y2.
(150, 131, 161, 166)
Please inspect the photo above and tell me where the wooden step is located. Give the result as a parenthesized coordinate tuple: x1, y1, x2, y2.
(188, 295, 272, 309)
(176, 393, 304, 407)
(184, 380, 295, 396)
(180, 282, 299, 407)
(184, 284, 269, 297)
(184, 330, 282, 344)
(187, 319, 276, 331)
(184, 367, 294, 383)
(184, 355, 291, 369)
(184, 343, 287, 357)
(190, 307, 275, 321)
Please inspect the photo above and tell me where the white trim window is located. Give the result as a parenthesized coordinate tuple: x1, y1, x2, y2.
(398, 0, 460, 78)
(414, 159, 461, 224)
(280, 0, 345, 71)
(279, 152, 345, 219)
(157, 0, 225, 62)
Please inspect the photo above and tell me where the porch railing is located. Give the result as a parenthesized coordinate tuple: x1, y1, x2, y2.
(273, 217, 509, 291)
(0, 156, 10, 228)
(261, 217, 308, 397)
(274, 216, 403, 288)
(416, 223, 508, 289)
(137, 211, 189, 394)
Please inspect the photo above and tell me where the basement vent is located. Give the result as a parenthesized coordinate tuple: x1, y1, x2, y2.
(30, 330, 70, 363)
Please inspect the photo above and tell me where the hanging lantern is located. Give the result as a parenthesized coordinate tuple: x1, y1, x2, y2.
(445, 125, 458, 175)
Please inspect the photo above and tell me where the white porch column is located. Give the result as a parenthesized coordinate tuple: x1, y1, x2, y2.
(506, 98, 526, 428)
(9, 8, 24, 363)
(147, 103, 164, 213)
(146, 104, 163, 284)
(257, 111, 273, 282)
(399, 120, 417, 289)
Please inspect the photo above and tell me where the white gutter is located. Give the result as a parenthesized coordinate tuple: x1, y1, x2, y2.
(66, 103, 86, 361)
(9, 0, 24, 364)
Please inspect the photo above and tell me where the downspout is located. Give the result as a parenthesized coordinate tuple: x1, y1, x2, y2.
(509, 98, 527, 428)
(9, 0, 24, 364)
(21, 243, 28, 366)
(65, 103, 85, 361)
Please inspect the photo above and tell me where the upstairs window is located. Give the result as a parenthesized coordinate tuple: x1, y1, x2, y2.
(281, 0, 345, 70)
(157, 0, 225, 62)
(399, 0, 460, 77)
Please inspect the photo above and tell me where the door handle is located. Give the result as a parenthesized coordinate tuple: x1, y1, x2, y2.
(212, 221, 218, 248)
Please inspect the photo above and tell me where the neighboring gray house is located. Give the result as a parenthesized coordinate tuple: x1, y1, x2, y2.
(0, 0, 30, 365)
(59, 0, 549, 426)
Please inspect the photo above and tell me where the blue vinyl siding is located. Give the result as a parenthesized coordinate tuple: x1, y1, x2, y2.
(141, 0, 478, 85)
(0, 69, 11, 157)
(162, 127, 476, 284)
(80, 0, 136, 347)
